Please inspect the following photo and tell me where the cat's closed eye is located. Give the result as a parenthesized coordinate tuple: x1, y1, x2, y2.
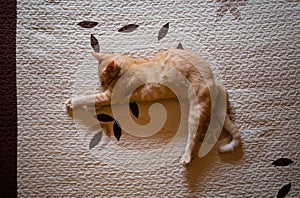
(101, 81, 105, 86)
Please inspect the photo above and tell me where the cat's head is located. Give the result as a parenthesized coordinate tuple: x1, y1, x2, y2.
(92, 52, 130, 90)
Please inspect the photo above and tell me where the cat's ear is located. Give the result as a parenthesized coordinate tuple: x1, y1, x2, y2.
(107, 60, 116, 72)
(92, 52, 105, 62)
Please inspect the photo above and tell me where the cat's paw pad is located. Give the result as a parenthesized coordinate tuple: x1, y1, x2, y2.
(180, 153, 192, 166)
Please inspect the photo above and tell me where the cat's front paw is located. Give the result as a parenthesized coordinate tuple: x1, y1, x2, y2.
(65, 98, 74, 110)
(180, 153, 192, 166)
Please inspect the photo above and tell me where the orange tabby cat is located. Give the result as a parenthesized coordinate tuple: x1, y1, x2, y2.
(65, 49, 240, 165)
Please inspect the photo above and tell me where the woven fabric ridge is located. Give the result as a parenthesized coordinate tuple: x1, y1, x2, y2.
(17, 0, 299, 197)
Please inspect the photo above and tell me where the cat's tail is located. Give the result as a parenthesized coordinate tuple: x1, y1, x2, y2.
(219, 114, 241, 153)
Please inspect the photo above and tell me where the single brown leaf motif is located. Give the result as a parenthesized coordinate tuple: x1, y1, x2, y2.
(216, 1, 247, 21)
(177, 42, 183, 49)
(91, 34, 100, 53)
(77, 21, 98, 28)
(277, 183, 291, 198)
(89, 131, 103, 149)
(113, 120, 122, 141)
(272, 158, 294, 166)
(118, 24, 139, 33)
(96, 114, 115, 122)
(129, 102, 139, 118)
(158, 22, 169, 41)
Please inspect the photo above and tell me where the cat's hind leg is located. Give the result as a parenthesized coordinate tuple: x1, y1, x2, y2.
(180, 88, 211, 166)
(180, 105, 208, 166)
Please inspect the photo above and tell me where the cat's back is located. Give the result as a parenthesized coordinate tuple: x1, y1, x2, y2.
(151, 49, 214, 80)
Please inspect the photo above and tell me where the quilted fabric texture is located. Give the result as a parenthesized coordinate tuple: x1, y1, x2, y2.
(17, 0, 299, 197)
